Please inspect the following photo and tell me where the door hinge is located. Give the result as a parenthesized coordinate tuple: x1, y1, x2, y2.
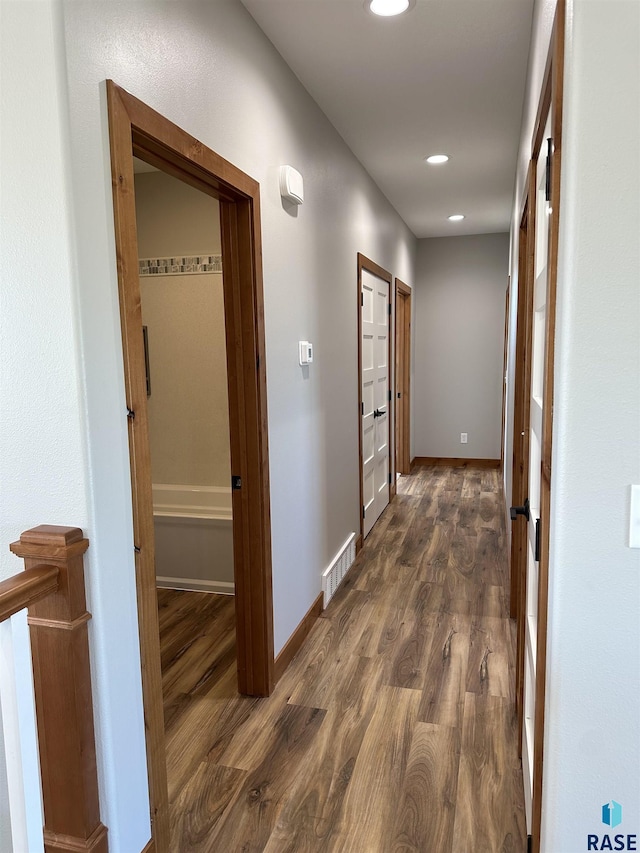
(361, 401, 364, 416)
(127, 407, 135, 420)
(388, 472, 392, 485)
(527, 835, 532, 853)
(397, 391, 401, 399)
(545, 138, 553, 202)
(362, 505, 366, 519)
(361, 292, 364, 307)
(388, 389, 392, 402)
(388, 303, 391, 316)
(232, 475, 242, 490)
(257, 355, 260, 371)
(535, 517, 541, 562)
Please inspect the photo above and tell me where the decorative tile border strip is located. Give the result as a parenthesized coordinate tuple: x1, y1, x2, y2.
(139, 255, 222, 276)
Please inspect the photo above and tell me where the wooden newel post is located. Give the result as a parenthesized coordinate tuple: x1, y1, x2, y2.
(10, 526, 108, 853)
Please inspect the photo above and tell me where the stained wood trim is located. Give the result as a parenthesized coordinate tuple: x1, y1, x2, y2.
(412, 457, 501, 469)
(530, 2, 565, 849)
(0, 564, 59, 623)
(140, 839, 155, 853)
(532, 46, 554, 162)
(503, 498, 512, 568)
(357, 252, 393, 284)
(357, 254, 394, 542)
(274, 593, 323, 682)
(106, 80, 274, 853)
(513, 164, 535, 747)
(10, 527, 108, 853)
(395, 279, 411, 476)
(499, 281, 510, 473)
(43, 824, 108, 853)
(355, 534, 363, 555)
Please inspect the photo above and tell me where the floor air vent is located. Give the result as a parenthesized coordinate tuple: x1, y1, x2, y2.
(322, 533, 356, 608)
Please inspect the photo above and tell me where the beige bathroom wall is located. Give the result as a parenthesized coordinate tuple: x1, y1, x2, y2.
(135, 170, 230, 488)
(134, 168, 222, 257)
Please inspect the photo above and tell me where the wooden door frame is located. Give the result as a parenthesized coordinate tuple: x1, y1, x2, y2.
(499, 281, 510, 473)
(106, 80, 274, 853)
(395, 279, 411, 476)
(513, 166, 535, 742)
(510, 173, 534, 623)
(357, 253, 394, 545)
(518, 1, 565, 849)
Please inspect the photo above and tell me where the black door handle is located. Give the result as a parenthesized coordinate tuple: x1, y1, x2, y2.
(510, 498, 530, 522)
(373, 408, 386, 418)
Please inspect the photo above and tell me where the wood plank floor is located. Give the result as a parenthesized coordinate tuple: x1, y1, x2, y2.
(158, 464, 526, 852)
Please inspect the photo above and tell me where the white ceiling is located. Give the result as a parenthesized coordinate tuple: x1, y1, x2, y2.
(240, 0, 535, 238)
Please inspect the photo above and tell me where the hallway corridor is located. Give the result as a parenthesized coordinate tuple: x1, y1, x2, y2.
(161, 464, 526, 852)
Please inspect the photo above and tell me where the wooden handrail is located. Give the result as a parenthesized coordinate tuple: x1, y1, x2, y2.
(8, 525, 108, 853)
(0, 564, 59, 622)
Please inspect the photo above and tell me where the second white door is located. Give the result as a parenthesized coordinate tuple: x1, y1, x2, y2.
(361, 267, 390, 538)
(522, 110, 552, 829)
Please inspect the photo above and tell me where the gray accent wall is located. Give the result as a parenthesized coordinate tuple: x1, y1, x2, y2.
(413, 233, 509, 460)
(1, 2, 415, 848)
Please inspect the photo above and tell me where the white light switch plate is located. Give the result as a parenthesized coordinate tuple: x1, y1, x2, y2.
(630, 485, 640, 548)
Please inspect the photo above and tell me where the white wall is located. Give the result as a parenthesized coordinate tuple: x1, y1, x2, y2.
(1, 1, 417, 849)
(413, 234, 509, 460)
(542, 0, 640, 847)
(0, 1, 123, 850)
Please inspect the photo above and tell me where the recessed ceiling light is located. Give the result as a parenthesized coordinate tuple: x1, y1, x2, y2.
(448, 214, 465, 221)
(367, 0, 414, 17)
(425, 154, 449, 165)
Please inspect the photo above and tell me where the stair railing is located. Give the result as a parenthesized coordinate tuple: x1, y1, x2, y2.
(0, 525, 108, 853)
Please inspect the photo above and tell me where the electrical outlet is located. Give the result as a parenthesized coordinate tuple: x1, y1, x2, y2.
(460, 433, 468, 444)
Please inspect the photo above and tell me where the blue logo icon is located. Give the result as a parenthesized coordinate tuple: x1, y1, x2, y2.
(602, 801, 623, 829)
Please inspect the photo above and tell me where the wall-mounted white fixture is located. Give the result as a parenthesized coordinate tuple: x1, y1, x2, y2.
(425, 154, 449, 165)
(279, 165, 304, 205)
(299, 341, 313, 366)
(460, 432, 468, 444)
(630, 485, 640, 548)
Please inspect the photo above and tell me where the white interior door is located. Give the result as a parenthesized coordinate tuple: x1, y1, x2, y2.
(361, 268, 390, 539)
(522, 112, 552, 830)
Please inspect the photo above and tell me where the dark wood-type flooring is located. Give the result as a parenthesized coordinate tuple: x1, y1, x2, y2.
(158, 464, 526, 852)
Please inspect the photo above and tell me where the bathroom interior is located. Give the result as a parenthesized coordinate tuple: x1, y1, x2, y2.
(133, 160, 238, 746)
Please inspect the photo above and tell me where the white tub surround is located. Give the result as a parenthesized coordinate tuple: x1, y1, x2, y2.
(152, 485, 234, 595)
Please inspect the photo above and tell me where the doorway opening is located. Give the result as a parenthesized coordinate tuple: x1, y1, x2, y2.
(133, 161, 240, 836)
(394, 278, 411, 477)
(107, 81, 274, 852)
(134, 166, 234, 598)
